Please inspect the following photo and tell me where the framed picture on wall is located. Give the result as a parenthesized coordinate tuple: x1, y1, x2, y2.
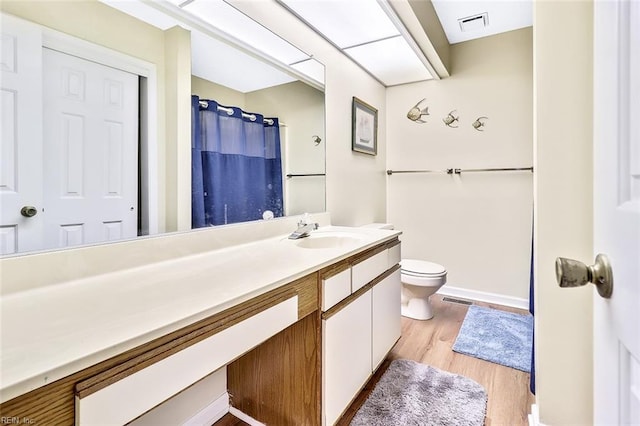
(352, 97, 378, 155)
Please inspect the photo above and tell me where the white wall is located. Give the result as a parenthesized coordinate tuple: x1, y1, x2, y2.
(534, 1, 594, 424)
(386, 28, 533, 300)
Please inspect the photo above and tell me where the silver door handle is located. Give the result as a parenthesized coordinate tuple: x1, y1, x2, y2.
(20, 206, 38, 218)
(555, 254, 613, 298)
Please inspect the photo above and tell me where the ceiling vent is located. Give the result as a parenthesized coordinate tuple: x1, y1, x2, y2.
(458, 12, 489, 32)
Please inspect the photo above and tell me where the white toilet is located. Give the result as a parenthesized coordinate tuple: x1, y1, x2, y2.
(400, 259, 447, 320)
(362, 223, 447, 320)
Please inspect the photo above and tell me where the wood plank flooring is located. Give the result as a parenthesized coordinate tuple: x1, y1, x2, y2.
(218, 295, 535, 425)
(337, 295, 536, 426)
(216, 413, 250, 425)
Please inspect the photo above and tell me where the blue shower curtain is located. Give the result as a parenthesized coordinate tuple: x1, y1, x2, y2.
(191, 96, 283, 227)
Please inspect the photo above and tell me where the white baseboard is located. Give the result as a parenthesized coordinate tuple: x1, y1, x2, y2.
(437, 286, 529, 310)
(183, 392, 229, 426)
(528, 404, 546, 426)
(228, 407, 266, 426)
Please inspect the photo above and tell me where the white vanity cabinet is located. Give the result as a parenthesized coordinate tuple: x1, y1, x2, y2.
(0, 235, 400, 426)
(372, 268, 401, 370)
(0, 274, 319, 426)
(320, 240, 402, 426)
(322, 289, 372, 426)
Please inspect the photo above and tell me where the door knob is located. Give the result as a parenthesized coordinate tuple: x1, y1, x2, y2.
(20, 206, 38, 218)
(555, 254, 613, 298)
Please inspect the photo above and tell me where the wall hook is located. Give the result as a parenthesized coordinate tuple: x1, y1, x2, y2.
(472, 116, 488, 131)
(312, 135, 322, 145)
(406, 98, 430, 123)
(443, 110, 459, 128)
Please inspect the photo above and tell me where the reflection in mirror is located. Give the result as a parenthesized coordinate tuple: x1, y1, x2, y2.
(0, 0, 325, 256)
(191, 80, 325, 227)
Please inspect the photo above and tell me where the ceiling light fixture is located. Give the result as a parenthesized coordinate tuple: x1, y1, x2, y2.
(278, 0, 436, 86)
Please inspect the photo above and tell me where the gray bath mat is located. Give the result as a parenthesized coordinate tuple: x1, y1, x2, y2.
(350, 359, 487, 426)
(452, 304, 533, 372)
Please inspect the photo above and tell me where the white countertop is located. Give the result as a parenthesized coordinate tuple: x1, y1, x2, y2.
(0, 226, 400, 403)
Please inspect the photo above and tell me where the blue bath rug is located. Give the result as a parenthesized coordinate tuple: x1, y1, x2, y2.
(452, 305, 533, 372)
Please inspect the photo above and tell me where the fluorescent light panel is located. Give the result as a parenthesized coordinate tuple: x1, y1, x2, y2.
(280, 0, 432, 85)
(345, 36, 431, 86)
(100, 0, 316, 93)
(184, 0, 309, 65)
(280, 0, 399, 48)
(191, 31, 297, 93)
(290, 58, 325, 86)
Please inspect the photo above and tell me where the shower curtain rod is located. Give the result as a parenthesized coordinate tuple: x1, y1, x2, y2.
(386, 167, 534, 175)
(198, 100, 274, 125)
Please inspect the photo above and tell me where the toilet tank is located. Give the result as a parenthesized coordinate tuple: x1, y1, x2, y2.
(361, 223, 394, 230)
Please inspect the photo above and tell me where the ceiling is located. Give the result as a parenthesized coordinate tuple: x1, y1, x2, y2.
(431, 0, 532, 44)
(99, 0, 532, 91)
(99, 0, 324, 93)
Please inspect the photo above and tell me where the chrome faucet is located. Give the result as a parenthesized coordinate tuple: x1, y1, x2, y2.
(288, 215, 319, 239)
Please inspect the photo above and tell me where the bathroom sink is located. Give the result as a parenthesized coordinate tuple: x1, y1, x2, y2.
(294, 232, 364, 249)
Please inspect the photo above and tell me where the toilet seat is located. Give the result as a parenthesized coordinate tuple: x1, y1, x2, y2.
(400, 259, 447, 277)
(400, 259, 447, 288)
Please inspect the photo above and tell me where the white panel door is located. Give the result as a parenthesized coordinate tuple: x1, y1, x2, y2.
(593, 0, 640, 423)
(0, 14, 44, 255)
(43, 48, 138, 250)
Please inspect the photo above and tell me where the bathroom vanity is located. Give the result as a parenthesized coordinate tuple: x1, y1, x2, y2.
(0, 221, 401, 425)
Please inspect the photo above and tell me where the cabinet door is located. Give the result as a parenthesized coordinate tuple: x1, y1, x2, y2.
(322, 290, 372, 426)
(372, 269, 401, 370)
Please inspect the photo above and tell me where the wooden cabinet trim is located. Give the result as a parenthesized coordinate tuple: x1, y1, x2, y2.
(349, 243, 388, 267)
(321, 265, 400, 321)
(76, 273, 317, 399)
(371, 264, 401, 288)
(321, 284, 370, 320)
(319, 259, 350, 280)
(385, 239, 401, 250)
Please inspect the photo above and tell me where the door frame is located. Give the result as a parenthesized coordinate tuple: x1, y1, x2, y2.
(41, 25, 159, 236)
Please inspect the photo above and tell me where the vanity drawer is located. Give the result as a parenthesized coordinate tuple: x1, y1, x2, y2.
(322, 267, 351, 311)
(76, 296, 299, 426)
(351, 250, 388, 292)
(388, 242, 401, 269)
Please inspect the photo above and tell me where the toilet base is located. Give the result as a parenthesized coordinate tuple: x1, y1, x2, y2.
(401, 295, 434, 320)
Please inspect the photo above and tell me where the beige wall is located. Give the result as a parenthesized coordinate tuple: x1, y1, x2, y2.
(386, 28, 533, 300)
(192, 76, 246, 108)
(534, 1, 594, 424)
(164, 26, 192, 232)
(246, 82, 326, 216)
(406, 0, 450, 76)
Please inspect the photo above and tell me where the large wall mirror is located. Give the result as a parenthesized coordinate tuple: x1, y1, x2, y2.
(0, 0, 326, 257)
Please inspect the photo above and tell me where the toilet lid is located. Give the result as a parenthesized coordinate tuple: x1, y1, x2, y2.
(400, 259, 447, 277)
